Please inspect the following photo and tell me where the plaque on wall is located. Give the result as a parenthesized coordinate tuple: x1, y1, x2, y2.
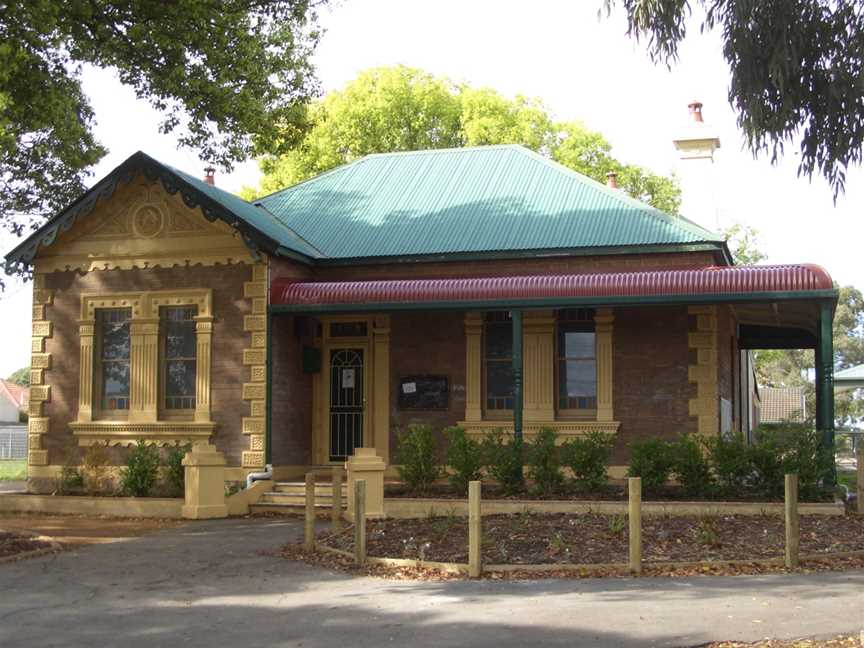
(397, 375, 449, 410)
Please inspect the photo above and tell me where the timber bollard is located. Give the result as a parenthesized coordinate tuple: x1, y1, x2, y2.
(468, 480, 482, 578)
(857, 444, 863, 516)
(304, 472, 316, 551)
(332, 466, 344, 530)
(354, 479, 366, 566)
(785, 473, 799, 568)
(628, 477, 642, 574)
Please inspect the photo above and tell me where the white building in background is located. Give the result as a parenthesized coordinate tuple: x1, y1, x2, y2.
(673, 101, 722, 232)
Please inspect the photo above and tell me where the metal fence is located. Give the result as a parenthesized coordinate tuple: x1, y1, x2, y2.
(0, 425, 27, 460)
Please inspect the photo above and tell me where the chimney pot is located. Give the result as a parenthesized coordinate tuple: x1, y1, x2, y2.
(606, 171, 618, 189)
(203, 166, 216, 186)
(688, 101, 704, 123)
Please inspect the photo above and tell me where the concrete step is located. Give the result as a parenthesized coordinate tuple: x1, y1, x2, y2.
(258, 492, 340, 506)
(273, 482, 347, 496)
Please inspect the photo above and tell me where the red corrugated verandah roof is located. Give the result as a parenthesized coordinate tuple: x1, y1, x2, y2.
(271, 264, 835, 309)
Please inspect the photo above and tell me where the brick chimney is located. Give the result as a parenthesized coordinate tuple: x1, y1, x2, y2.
(673, 101, 722, 230)
(606, 171, 618, 189)
(688, 101, 704, 123)
(203, 166, 216, 186)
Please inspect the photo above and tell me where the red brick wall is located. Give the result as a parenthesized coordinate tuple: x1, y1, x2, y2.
(42, 264, 251, 466)
(717, 305, 739, 433)
(388, 311, 467, 456)
(270, 315, 313, 465)
(611, 306, 696, 463)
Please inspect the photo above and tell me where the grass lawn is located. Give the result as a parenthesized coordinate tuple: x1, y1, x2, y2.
(0, 460, 26, 481)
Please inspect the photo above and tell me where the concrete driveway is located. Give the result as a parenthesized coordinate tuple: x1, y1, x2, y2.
(0, 517, 862, 648)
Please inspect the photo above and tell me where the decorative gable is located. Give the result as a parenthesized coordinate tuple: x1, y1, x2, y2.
(34, 174, 255, 273)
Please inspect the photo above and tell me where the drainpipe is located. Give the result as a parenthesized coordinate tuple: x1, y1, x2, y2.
(511, 310, 523, 443)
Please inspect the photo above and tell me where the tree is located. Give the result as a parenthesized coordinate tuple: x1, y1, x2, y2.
(249, 66, 682, 214)
(607, 0, 864, 199)
(6, 367, 30, 387)
(0, 1, 324, 245)
(722, 222, 768, 266)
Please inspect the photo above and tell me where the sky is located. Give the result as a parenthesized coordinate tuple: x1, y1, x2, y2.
(0, 0, 862, 378)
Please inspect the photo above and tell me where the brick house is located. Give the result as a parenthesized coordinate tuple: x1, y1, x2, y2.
(3, 145, 838, 493)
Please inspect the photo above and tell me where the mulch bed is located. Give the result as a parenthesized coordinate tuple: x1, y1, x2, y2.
(707, 637, 862, 647)
(317, 513, 864, 565)
(0, 530, 56, 560)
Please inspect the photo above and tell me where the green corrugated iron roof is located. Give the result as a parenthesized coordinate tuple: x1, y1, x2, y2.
(5, 145, 728, 272)
(257, 145, 723, 259)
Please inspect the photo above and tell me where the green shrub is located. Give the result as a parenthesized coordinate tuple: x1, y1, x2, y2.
(705, 433, 751, 492)
(561, 430, 614, 492)
(627, 438, 674, 494)
(445, 426, 483, 495)
(396, 424, 442, 494)
(164, 444, 191, 498)
(56, 438, 83, 495)
(526, 427, 563, 495)
(670, 434, 712, 497)
(778, 424, 831, 497)
(481, 430, 525, 495)
(748, 428, 785, 497)
(120, 441, 161, 497)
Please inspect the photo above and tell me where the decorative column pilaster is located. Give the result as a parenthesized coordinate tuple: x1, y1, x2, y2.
(28, 273, 53, 467)
(595, 308, 614, 422)
(372, 315, 391, 463)
(523, 311, 555, 422)
(688, 305, 719, 435)
(195, 316, 213, 423)
(128, 318, 159, 423)
(241, 262, 268, 468)
(464, 312, 483, 422)
(77, 321, 95, 422)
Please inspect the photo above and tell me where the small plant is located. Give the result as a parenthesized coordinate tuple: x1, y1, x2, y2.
(120, 441, 160, 497)
(704, 433, 752, 493)
(607, 513, 626, 537)
(55, 438, 83, 495)
(548, 531, 568, 557)
(395, 424, 442, 495)
(444, 426, 483, 495)
(481, 430, 525, 495)
(82, 442, 112, 495)
(670, 434, 713, 497)
(561, 430, 615, 492)
(527, 427, 563, 496)
(627, 438, 674, 494)
(695, 514, 719, 547)
(225, 481, 243, 497)
(164, 443, 190, 498)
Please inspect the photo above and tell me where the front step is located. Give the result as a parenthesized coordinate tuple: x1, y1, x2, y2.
(249, 481, 348, 515)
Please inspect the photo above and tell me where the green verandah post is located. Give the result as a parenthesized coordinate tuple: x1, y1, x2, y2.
(511, 310, 523, 443)
(816, 300, 836, 485)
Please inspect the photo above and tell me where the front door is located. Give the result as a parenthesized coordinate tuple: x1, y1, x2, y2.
(329, 348, 365, 461)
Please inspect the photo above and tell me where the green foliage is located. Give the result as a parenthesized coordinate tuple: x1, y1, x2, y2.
(627, 438, 674, 494)
(669, 435, 713, 497)
(82, 442, 111, 496)
(251, 65, 681, 214)
(721, 223, 767, 266)
(704, 434, 752, 492)
(526, 427, 563, 496)
(481, 430, 525, 496)
(395, 424, 442, 495)
(444, 426, 483, 496)
(164, 444, 191, 498)
(607, 513, 626, 537)
(0, 1, 324, 268)
(561, 430, 615, 492)
(608, 0, 864, 198)
(120, 441, 160, 497)
(755, 423, 832, 498)
(6, 366, 30, 386)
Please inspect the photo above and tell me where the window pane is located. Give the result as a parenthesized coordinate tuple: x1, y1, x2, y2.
(486, 361, 514, 410)
(163, 307, 197, 409)
(485, 324, 512, 360)
(558, 359, 597, 409)
(99, 309, 131, 410)
(563, 331, 595, 359)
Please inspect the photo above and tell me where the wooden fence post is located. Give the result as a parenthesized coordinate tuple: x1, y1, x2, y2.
(628, 477, 642, 574)
(354, 479, 366, 566)
(857, 443, 863, 516)
(332, 466, 343, 530)
(304, 472, 316, 551)
(785, 473, 799, 568)
(468, 480, 482, 578)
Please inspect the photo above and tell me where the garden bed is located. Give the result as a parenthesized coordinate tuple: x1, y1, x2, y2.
(319, 513, 864, 565)
(0, 530, 59, 562)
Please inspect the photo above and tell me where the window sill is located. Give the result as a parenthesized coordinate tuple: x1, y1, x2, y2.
(69, 420, 215, 447)
(456, 419, 620, 442)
